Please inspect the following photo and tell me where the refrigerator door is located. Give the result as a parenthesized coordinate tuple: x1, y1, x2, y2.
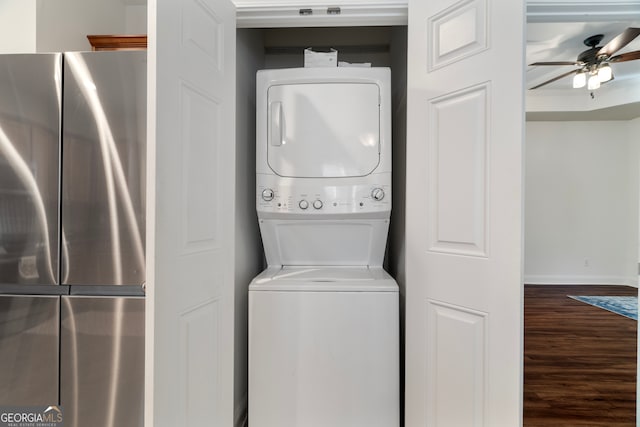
(60, 296, 144, 427)
(0, 296, 59, 405)
(0, 54, 61, 285)
(62, 51, 146, 286)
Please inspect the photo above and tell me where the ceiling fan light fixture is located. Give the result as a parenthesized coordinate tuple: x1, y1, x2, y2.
(573, 72, 586, 88)
(597, 64, 613, 82)
(587, 74, 601, 90)
(528, 28, 640, 91)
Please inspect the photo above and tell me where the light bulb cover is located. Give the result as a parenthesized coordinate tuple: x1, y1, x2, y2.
(588, 75, 601, 90)
(598, 64, 613, 82)
(573, 72, 586, 88)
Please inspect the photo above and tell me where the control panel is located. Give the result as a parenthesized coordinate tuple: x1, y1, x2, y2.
(257, 182, 391, 214)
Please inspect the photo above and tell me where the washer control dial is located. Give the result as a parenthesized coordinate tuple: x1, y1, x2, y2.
(313, 199, 323, 210)
(261, 188, 274, 202)
(371, 188, 385, 201)
(299, 200, 309, 210)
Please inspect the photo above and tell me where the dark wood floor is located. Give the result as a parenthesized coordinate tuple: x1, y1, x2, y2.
(524, 285, 637, 427)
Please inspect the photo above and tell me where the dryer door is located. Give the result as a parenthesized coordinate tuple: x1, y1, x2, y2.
(267, 82, 380, 178)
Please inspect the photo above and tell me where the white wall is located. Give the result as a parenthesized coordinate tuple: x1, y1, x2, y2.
(525, 120, 639, 286)
(0, 0, 36, 53)
(0, 1, 146, 54)
(126, 5, 148, 34)
(35, 0, 126, 52)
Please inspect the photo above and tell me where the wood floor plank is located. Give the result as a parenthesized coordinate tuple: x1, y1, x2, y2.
(524, 285, 637, 427)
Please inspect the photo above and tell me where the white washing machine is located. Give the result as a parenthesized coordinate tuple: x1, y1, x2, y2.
(249, 67, 399, 427)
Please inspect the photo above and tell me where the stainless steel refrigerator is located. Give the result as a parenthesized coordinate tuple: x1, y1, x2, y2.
(0, 51, 146, 427)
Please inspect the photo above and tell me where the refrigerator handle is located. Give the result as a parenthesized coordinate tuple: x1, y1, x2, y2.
(269, 101, 284, 147)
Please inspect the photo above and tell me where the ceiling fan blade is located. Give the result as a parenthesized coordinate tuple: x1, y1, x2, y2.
(529, 61, 580, 66)
(597, 27, 640, 58)
(529, 69, 578, 90)
(609, 50, 640, 63)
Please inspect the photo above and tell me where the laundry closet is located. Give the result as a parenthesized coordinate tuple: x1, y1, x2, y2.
(234, 24, 409, 426)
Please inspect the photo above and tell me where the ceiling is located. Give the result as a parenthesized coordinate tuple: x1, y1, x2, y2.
(526, 20, 640, 119)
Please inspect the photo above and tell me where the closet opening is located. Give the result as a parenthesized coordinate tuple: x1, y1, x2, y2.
(235, 24, 408, 426)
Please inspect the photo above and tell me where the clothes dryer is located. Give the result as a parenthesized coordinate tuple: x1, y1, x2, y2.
(249, 68, 399, 427)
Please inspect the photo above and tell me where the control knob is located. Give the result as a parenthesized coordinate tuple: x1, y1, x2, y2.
(261, 188, 274, 201)
(371, 188, 385, 201)
(299, 200, 309, 210)
(313, 199, 323, 209)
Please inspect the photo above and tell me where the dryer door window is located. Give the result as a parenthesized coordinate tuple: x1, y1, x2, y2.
(267, 82, 380, 178)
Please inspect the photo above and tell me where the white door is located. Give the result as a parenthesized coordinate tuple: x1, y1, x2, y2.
(146, 0, 236, 426)
(405, 0, 524, 425)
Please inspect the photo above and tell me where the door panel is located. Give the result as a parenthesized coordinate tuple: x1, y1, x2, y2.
(62, 51, 147, 287)
(405, 0, 524, 425)
(147, 0, 236, 426)
(0, 54, 61, 285)
(0, 296, 59, 405)
(61, 296, 144, 427)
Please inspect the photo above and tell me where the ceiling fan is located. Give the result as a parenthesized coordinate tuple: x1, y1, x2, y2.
(529, 27, 640, 90)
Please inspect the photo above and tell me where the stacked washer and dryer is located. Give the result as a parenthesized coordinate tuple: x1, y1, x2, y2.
(248, 67, 399, 427)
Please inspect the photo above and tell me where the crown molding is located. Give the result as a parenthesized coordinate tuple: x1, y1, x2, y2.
(527, 1, 640, 22)
(235, 2, 407, 28)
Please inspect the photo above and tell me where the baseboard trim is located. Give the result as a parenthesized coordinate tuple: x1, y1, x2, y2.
(524, 275, 639, 287)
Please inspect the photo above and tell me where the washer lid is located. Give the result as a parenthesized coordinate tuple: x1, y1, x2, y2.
(250, 266, 398, 292)
(273, 266, 375, 281)
(267, 82, 380, 178)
